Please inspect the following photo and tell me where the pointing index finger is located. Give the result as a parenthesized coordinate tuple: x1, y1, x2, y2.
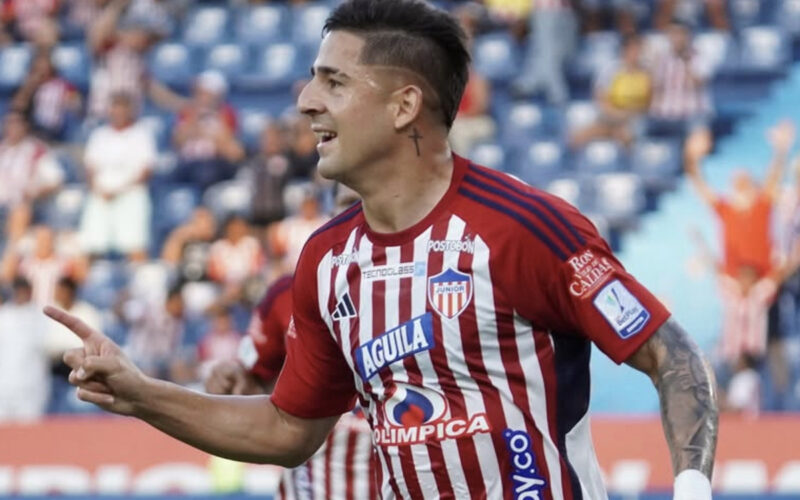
(44, 305, 101, 341)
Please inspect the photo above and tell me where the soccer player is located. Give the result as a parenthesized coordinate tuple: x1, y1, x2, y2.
(49, 1, 718, 498)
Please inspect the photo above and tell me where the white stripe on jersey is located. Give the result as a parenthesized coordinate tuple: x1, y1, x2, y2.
(565, 412, 608, 499)
(411, 228, 471, 498)
(513, 316, 566, 497)
(384, 244, 441, 499)
(438, 217, 503, 495)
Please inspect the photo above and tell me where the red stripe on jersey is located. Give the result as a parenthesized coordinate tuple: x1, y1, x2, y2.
(455, 244, 516, 499)
(424, 221, 488, 499)
(534, 329, 575, 500)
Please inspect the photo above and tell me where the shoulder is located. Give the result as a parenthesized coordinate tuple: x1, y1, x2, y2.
(257, 275, 293, 319)
(302, 202, 363, 257)
(457, 162, 593, 262)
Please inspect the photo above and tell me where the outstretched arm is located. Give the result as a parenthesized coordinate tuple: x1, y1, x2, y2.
(47, 306, 337, 467)
(684, 128, 718, 207)
(764, 120, 795, 201)
(626, 318, 719, 489)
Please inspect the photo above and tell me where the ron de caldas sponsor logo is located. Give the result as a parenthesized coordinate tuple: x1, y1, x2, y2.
(567, 249, 614, 297)
(426, 237, 475, 254)
(593, 279, 651, 339)
(355, 313, 435, 381)
(503, 429, 547, 500)
(374, 383, 491, 446)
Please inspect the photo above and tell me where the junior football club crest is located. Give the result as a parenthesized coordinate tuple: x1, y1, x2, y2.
(427, 267, 473, 319)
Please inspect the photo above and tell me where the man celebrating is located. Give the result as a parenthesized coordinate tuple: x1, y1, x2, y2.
(49, 1, 718, 498)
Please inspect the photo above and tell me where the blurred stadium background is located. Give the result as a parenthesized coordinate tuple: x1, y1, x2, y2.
(0, 0, 799, 498)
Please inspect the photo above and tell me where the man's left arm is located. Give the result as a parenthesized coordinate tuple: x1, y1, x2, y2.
(626, 317, 719, 495)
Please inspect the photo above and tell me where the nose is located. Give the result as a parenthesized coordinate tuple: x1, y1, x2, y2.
(297, 80, 324, 117)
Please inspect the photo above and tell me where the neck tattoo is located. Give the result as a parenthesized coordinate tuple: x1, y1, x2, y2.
(408, 127, 423, 157)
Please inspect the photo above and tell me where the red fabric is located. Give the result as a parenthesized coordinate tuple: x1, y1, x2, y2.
(246, 275, 293, 384)
(714, 193, 773, 277)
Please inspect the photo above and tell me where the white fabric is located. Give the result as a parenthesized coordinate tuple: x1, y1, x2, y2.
(0, 137, 63, 206)
(79, 186, 151, 253)
(726, 368, 760, 415)
(565, 412, 609, 500)
(673, 469, 712, 500)
(84, 122, 155, 194)
(0, 303, 50, 423)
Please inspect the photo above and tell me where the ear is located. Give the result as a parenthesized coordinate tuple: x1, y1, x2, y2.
(390, 85, 424, 130)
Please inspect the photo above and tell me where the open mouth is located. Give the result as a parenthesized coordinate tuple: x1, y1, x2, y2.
(316, 131, 338, 145)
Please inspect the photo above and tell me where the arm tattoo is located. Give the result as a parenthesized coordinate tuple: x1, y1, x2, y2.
(629, 319, 719, 477)
(408, 127, 423, 156)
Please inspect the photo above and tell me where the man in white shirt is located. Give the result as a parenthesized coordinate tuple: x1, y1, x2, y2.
(79, 91, 155, 261)
(0, 277, 50, 422)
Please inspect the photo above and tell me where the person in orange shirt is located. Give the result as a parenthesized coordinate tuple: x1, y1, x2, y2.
(684, 121, 796, 278)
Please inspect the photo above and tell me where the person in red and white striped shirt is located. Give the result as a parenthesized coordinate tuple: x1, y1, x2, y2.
(205, 275, 376, 500)
(52, 2, 718, 499)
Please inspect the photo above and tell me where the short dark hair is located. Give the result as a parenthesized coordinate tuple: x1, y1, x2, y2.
(324, 0, 470, 129)
(57, 276, 78, 295)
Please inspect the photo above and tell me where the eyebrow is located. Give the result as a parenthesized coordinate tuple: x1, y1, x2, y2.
(310, 65, 351, 80)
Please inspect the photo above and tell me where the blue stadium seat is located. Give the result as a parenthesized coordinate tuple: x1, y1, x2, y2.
(156, 184, 201, 231)
(738, 26, 789, 75)
(570, 31, 620, 82)
(81, 260, 129, 309)
(563, 101, 598, 139)
(235, 43, 303, 91)
(693, 31, 736, 76)
(139, 114, 171, 151)
(545, 176, 585, 210)
(203, 180, 251, 219)
(630, 139, 681, 191)
(51, 44, 89, 90)
(204, 43, 248, 78)
(292, 3, 332, 49)
(775, 0, 800, 36)
(472, 33, 518, 85)
(41, 184, 86, 229)
(239, 108, 270, 149)
(149, 43, 195, 89)
(729, 0, 766, 30)
(502, 102, 546, 147)
(235, 5, 289, 46)
(576, 140, 623, 175)
(0, 44, 32, 92)
(183, 6, 230, 47)
(517, 140, 565, 186)
(469, 142, 506, 171)
(592, 173, 645, 227)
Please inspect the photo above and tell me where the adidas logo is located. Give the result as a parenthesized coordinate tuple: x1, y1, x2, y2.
(332, 292, 357, 321)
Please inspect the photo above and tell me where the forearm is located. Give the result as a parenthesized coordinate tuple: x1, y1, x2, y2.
(133, 377, 318, 466)
(652, 323, 719, 477)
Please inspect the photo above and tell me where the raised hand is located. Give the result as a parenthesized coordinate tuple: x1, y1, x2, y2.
(44, 306, 148, 416)
(768, 119, 796, 154)
(684, 128, 713, 165)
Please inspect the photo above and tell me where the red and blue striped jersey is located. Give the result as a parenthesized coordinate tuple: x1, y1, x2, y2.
(272, 155, 670, 499)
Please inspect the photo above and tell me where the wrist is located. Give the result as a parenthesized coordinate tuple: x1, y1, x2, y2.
(673, 469, 712, 500)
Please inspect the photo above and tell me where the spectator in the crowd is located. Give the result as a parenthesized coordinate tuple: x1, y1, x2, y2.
(122, 285, 189, 380)
(581, 0, 637, 35)
(0, 109, 64, 242)
(46, 276, 101, 358)
(684, 122, 795, 279)
(0, 277, 50, 423)
(721, 354, 761, 416)
(269, 187, 328, 272)
(286, 114, 320, 182)
(207, 215, 264, 294)
(239, 120, 292, 227)
(11, 50, 82, 141)
(0, 0, 60, 48)
(571, 34, 652, 149)
(655, 0, 729, 31)
(1, 225, 88, 305)
(197, 305, 243, 381)
(162, 207, 218, 283)
(79, 91, 155, 261)
(449, 3, 496, 156)
(646, 19, 713, 133)
(86, 0, 169, 120)
(172, 71, 245, 190)
(511, 0, 577, 105)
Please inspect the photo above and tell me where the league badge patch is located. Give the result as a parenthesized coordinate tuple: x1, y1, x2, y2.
(427, 267, 473, 319)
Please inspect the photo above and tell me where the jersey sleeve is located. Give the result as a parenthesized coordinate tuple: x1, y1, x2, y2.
(518, 199, 671, 364)
(238, 279, 293, 384)
(270, 250, 357, 418)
